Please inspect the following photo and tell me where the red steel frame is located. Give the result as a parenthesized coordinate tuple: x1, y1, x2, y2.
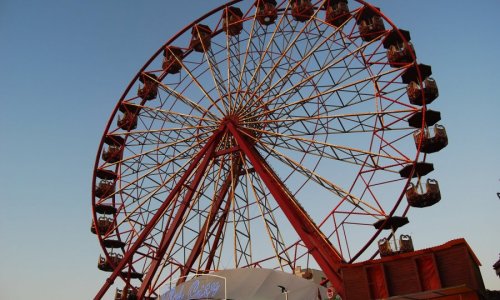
(227, 121, 345, 296)
(92, 1, 429, 299)
(94, 129, 224, 299)
(96, 120, 347, 299)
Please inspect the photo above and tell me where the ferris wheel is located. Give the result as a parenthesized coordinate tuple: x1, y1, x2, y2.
(91, 0, 448, 299)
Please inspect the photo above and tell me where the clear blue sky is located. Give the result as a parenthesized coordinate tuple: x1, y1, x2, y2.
(1, 1, 499, 299)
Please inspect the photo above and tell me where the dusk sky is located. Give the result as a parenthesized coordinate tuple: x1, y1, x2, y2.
(1, 1, 499, 299)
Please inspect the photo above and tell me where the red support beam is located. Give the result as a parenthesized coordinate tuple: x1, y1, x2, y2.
(203, 191, 232, 273)
(137, 137, 219, 299)
(179, 159, 242, 282)
(226, 121, 346, 297)
(94, 129, 223, 300)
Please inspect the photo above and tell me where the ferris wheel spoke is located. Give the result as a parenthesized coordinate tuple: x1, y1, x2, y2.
(255, 140, 385, 217)
(150, 264, 182, 293)
(137, 133, 220, 299)
(246, 45, 400, 120)
(243, 28, 336, 114)
(254, 126, 411, 165)
(118, 157, 209, 232)
(222, 5, 259, 113)
(249, 73, 373, 122)
(232, 1, 290, 111)
(102, 134, 214, 224)
(252, 110, 414, 147)
(240, 17, 358, 115)
(225, 35, 238, 113)
(252, 70, 406, 129)
(111, 124, 215, 142)
(203, 193, 231, 272)
(95, 130, 224, 299)
(245, 109, 415, 133)
(149, 162, 225, 290)
(177, 157, 239, 279)
(173, 159, 227, 268)
(155, 82, 218, 122)
(240, 156, 294, 271)
(139, 101, 200, 132)
(230, 176, 252, 267)
(234, 2, 330, 112)
(232, 27, 274, 113)
(231, 12, 260, 113)
(150, 67, 222, 120)
(243, 8, 335, 108)
(138, 103, 218, 127)
(203, 47, 229, 110)
(169, 49, 227, 117)
(104, 129, 214, 173)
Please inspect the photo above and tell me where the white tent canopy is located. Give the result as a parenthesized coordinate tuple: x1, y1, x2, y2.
(159, 268, 330, 300)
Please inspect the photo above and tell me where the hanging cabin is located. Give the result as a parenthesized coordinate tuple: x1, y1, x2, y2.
(406, 179, 441, 208)
(137, 73, 158, 101)
(117, 102, 140, 131)
(102, 135, 124, 163)
(290, 0, 314, 22)
(95, 180, 115, 198)
(399, 234, 414, 253)
(378, 238, 393, 257)
(374, 216, 413, 257)
(356, 6, 385, 42)
(255, 0, 278, 25)
(325, 0, 350, 27)
(115, 288, 137, 300)
(162, 46, 183, 74)
(382, 29, 415, 68)
(402, 64, 439, 106)
(91, 216, 114, 234)
(98, 253, 123, 272)
(414, 124, 448, 154)
(223, 6, 244, 36)
(378, 235, 415, 257)
(408, 79, 439, 106)
(190, 24, 212, 53)
(95, 169, 117, 199)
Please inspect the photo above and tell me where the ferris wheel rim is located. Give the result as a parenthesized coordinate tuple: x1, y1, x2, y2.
(91, 1, 438, 298)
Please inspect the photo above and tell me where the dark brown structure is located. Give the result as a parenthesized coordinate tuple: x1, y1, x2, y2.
(290, 0, 314, 22)
(382, 29, 416, 68)
(341, 239, 486, 300)
(255, 0, 278, 25)
(222, 6, 244, 36)
(98, 253, 123, 272)
(406, 179, 441, 208)
(355, 6, 385, 42)
(414, 125, 448, 154)
(402, 64, 439, 106)
(162, 46, 183, 74)
(325, 0, 350, 27)
(190, 24, 212, 52)
(91, 216, 114, 234)
(137, 73, 158, 101)
(494, 255, 500, 278)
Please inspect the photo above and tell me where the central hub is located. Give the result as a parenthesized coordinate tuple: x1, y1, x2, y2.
(196, 91, 270, 150)
(220, 114, 242, 127)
